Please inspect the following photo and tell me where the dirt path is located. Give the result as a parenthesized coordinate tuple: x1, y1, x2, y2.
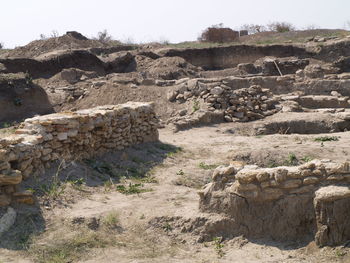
(1, 124, 350, 263)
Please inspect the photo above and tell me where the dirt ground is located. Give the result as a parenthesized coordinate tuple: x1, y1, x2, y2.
(1, 124, 350, 263)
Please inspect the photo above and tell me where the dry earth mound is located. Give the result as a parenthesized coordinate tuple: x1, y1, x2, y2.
(1, 31, 134, 59)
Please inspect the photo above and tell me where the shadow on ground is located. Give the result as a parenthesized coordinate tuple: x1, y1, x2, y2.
(0, 141, 181, 252)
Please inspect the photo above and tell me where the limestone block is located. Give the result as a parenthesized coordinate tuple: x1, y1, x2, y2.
(281, 179, 302, 189)
(303, 176, 320, 185)
(0, 171, 22, 185)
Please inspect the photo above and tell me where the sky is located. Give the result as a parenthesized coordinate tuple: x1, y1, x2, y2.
(1, 0, 350, 48)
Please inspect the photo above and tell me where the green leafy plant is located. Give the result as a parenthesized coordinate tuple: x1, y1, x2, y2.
(213, 237, 225, 258)
(116, 183, 152, 195)
(268, 161, 279, 168)
(301, 156, 313, 162)
(314, 136, 339, 142)
(13, 98, 22, 106)
(68, 178, 85, 191)
(102, 211, 119, 229)
(166, 147, 183, 158)
(198, 162, 218, 170)
(192, 100, 200, 112)
(284, 153, 298, 166)
(25, 72, 33, 86)
(162, 222, 173, 232)
(39, 182, 65, 199)
(176, 169, 185, 176)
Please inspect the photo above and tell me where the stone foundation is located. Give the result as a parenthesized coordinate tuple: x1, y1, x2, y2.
(314, 186, 350, 246)
(199, 160, 350, 245)
(0, 102, 159, 206)
(168, 80, 279, 122)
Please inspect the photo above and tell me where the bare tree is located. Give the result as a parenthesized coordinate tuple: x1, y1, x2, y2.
(304, 24, 320, 30)
(50, 30, 59, 38)
(0, 42, 3, 49)
(240, 24, 267, 34)
(96, 29, 113, 43)
(39, 34, 46, 40)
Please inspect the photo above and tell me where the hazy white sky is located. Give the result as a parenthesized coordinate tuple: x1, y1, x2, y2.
(1, 0, 349, 48)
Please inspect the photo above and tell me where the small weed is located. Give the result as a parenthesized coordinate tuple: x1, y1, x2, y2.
(102, 211, 119, 229)
(39, 181, 65, 199)
(268, 162, 279, 168)
(156, 143, 175, 151)
(284, 153, 298, 166)
(213, 237, 225, 258)
(176, 169, 185, 176)
(198, 162, 218, 170)
(1, 122, 11, 128)
(37, 161, 66, 199)
(314, 136, 339, 142)
(156, 143, 183, 156)
(140, 214, 145, 220)
(25, 72, 33, 86)
(13, 98, 22, 106)
(162, 222, 173, 232)
(125, 166, 146, 178)
(166, 147, 183, 158)
(131, 156, 144, 164)
(17, 231, 33, 250)
(116, 183, 152, 195)
(103, 179, 114, 192)
(301, 156, 313, 162)
(138, 175, 158, 184)
(192, 100, 200, 112)
(68, 178, 85, 190)
(335, 249, 346, 257)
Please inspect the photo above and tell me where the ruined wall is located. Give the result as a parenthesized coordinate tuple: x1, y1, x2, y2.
(0, 102, 159, 206)
(199, 160, 350, 245)
(160, 45, 311, 70)
(168, 81, 278, 122)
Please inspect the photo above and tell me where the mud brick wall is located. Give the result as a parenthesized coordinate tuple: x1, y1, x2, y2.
(199, 160, 350, 245)
(0, 102, 159, 206)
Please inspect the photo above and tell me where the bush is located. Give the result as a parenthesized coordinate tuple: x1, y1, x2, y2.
(267, 22, 295, 33)
(240, 24, 267, 34)
(95, 29, 113, 43)
(199, 24, 239, 43)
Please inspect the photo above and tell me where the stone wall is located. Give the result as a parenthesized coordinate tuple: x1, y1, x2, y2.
(199, 160, 350, 245)
(0, 102, 159, 207)
(168, 79, 279, 122)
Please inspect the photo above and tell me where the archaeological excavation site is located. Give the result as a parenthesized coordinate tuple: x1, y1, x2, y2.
(1, 27, 350, 263)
